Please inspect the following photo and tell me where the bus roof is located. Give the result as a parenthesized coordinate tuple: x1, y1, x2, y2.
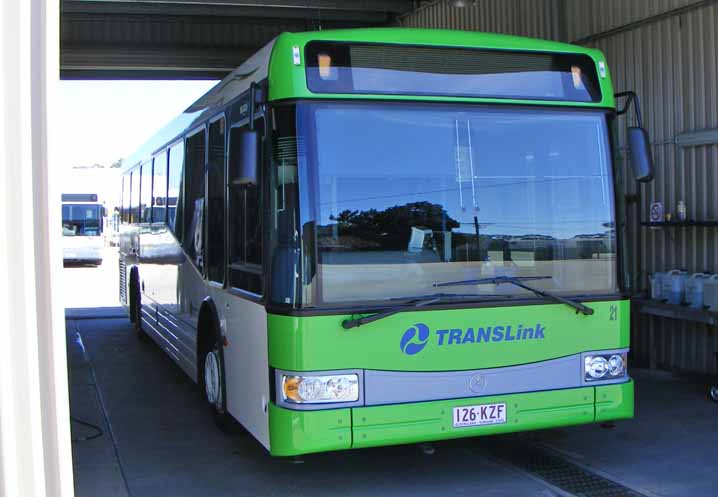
(123, 28, 613, 172)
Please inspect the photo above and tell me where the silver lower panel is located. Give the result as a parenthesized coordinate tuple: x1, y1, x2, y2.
(364, 354, 593, 406)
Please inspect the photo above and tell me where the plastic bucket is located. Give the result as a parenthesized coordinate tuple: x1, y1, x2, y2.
(685, 273, 709, 309)
(661, 270, 687, 305)
(650, 272, 665, 300)
(703, 275, 718, 311)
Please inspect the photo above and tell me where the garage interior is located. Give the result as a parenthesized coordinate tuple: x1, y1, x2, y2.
(58, 1, 718, 497)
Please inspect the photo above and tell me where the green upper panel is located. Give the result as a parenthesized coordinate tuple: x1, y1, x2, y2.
(268, 300, 629, 372)
(268, 28, 615, 109)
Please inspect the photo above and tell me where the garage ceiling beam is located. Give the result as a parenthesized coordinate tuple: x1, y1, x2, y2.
(60, 0, 410, 79)
(63, 3, 391, 22)
(61, 45, 259, 79)
(62, 0, 413, 21)
(66, 0, 412, 11)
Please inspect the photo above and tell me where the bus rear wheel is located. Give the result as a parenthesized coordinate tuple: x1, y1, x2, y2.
(130, 275, 147, 340)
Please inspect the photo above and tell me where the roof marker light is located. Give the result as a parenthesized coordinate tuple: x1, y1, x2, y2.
(318, 53, 336, 80)
(571, 65, 585, 89)
(598, 61, 607, 78)
(292, 45, 301, 66)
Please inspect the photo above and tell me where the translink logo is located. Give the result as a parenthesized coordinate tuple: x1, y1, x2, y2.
(399, 322, 546, 356)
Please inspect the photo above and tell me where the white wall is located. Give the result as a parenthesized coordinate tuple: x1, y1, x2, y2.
(0, 0, 74, 496)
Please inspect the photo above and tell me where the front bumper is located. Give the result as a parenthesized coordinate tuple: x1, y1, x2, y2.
(63, 246, 103, 263)
(268, 380, 633, 456)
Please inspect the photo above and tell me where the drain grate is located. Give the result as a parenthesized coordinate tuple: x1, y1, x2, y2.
(490, 439, 650, 497)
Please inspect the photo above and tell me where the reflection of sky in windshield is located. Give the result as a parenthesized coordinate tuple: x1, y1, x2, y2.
(312, 105, 613, 241)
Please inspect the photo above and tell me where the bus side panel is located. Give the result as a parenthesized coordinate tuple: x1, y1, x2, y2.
(212, 290, 271, 450)
(137, 225, 198, 379)
(144, 228, 183, 318)
(118, 223, 138, 309)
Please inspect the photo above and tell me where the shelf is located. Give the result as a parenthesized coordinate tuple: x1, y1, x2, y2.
(634, 298, 718, 325)
(641, 220, 718, 228)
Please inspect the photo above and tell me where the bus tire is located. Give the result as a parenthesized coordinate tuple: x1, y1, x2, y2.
(129, 271, 147, 341)
(709, 385, 718, 403)
(198, 312, 232, 432)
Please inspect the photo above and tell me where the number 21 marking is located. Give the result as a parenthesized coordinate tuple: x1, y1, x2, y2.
(609, 305, 617, 321)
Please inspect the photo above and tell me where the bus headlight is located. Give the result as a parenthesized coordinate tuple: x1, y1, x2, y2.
(281, 373, 359, 404)
(607, 354, 626, 377)
(584, 352, 627, 382)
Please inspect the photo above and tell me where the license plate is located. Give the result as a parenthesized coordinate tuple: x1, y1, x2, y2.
(452, 402, 507, 428)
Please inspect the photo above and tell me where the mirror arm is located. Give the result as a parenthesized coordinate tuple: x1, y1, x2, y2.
(249, 82, 257, 130)
(248, 82, 267, 132)
(614, 91, 644, 128)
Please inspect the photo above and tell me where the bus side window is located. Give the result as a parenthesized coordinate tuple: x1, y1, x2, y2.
(269, 106, 301, 306)
(152, 151, 168, 224)
(227, 118, 264, 295)
(184, 129, 206, 270)
(207, 117, 226, 284)
(120, 174, 128, 223)
(140, 160, 153, 224)
(130, 168, 140, 224)
(167, 141, 184, 240)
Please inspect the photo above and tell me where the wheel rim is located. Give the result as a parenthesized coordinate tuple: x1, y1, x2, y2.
(710, 386, 718, 401)
(204, 350, 221, 407)
(204, 350, 222, 406)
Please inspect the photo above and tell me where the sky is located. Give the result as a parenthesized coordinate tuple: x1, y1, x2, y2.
(58, 80, 216, 170)
(57, 80, 216, 205)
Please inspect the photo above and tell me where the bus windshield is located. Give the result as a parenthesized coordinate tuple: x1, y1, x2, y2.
(62, 203, 102, 236)
(295, 102, 617, 306)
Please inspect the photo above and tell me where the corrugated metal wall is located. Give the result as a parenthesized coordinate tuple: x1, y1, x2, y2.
(566, 0, 703, 41)
(572, 2, 718, 374)
(401, 0, 718, 374)
(400, 0, 562, 39)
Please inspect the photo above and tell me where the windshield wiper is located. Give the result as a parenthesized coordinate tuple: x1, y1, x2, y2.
(341, 293, 483, 330)
(434, 276, 594, 316)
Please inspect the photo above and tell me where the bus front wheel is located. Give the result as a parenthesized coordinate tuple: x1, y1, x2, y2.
(199, 326, 232, 432)
(710, 385, 718, 403)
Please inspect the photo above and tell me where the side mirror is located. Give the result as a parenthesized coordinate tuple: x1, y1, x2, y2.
(229, 128, 259, 185)
(627, 126, 654, 182)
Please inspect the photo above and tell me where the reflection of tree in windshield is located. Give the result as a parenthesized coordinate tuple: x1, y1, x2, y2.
(318, 200, 614, 264)
(320, 201, 520, 262)
(322, 201, 459, 251)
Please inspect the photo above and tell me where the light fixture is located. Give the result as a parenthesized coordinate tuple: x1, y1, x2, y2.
(281, 373, 359, 404)
(584, 352, 628, 382)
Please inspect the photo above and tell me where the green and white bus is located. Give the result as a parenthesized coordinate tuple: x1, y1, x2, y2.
(118, 28, 654, 456)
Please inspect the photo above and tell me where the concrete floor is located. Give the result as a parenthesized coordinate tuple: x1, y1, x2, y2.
(62, 246, 120, 309)
(531, 369, 718, 497)
(68, 315, 559, 497)
(65, 251, 718, 497)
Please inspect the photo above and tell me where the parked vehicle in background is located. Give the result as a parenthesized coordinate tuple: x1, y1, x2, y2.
(62, 193, 104, 265)
(118, 28, 653, 457)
